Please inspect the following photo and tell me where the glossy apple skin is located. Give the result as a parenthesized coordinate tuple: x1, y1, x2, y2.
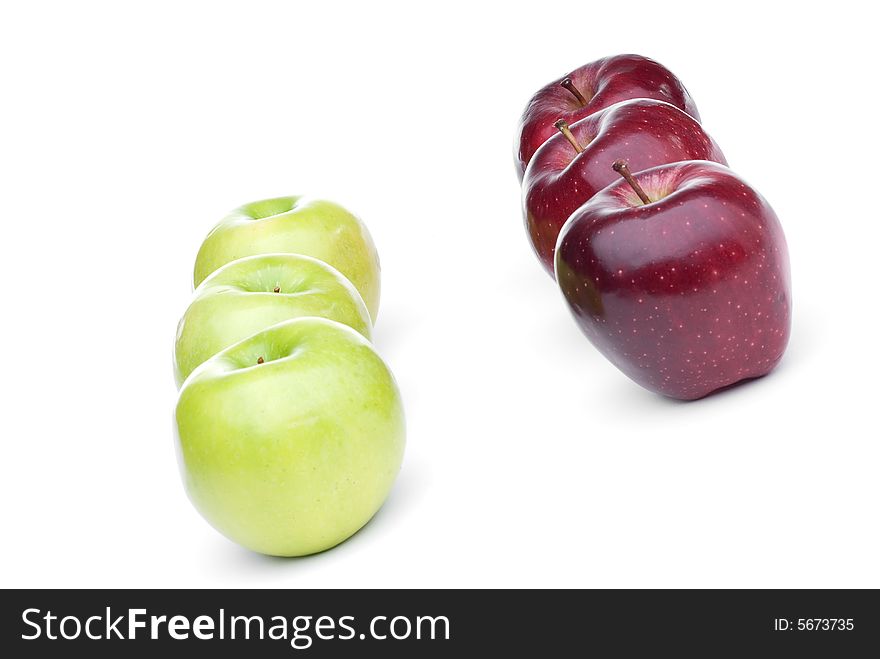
(515, 54, 700, 180)
(194, 196, 381, 321)
(523, 99, 727, 276)
(555, 161, 791, 400)
(174, 253, 373, 387)
(174, 318, 405, 557)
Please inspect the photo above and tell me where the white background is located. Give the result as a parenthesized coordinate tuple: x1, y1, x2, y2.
(1, 1, 877, 588)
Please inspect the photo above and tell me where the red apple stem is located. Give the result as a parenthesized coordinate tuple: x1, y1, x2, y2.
(257, 356, 265, 364)
(554, 119, 583, 154)
(612, 160, 651, 205)
(560, 77, 587, 106)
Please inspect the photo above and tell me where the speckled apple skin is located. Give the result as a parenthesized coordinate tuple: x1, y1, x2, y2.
(555, 161, 791, 400)
(523, 99, 726, 277)
(515, 54, 700, 180)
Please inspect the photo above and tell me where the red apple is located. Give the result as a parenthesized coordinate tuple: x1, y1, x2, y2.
(523, 98, 727, 276)
(555, 160, 791, 400)
(514, 54, 700, 180)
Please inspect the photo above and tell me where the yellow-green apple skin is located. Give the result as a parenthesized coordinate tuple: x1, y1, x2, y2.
(193, 196, 381, 321)
(174, 318, 405, 557)
(174, 253, 372, 388)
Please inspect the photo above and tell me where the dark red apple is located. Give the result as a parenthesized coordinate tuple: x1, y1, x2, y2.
(555, 160, 791, 400)
(514, 54, 700, 180)
(523, 98, 727, 276)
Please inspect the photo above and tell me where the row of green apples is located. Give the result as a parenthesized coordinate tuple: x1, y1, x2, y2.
(172, 196, 405, 557)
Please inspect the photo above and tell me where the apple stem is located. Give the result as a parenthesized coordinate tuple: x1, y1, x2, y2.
(273, 286, 281, 293)
(560, 77, 587, 106)
(554, 119, 583, 154)
(257, 356, 265, 364)
(612, 160, 651, 205)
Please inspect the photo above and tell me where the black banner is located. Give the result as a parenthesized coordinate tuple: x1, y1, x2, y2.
(2, 589, 877, 656)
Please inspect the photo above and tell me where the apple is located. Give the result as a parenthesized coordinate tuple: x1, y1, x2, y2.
(514, 54, 700, 180)
(174, 253, 372, 388)
(193, 196, 381, 321)
(523, 99, 727, 276)
(174, 317, 405, 556)
(555, 160, 791, 400)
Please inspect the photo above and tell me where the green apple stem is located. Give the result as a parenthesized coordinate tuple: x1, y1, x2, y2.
(273, 286, 281, 293)
(554, 120, 583, 154)
(612, 160, 651, 205)
(560, 77, 587, 105)
(257, 356, 265, 364)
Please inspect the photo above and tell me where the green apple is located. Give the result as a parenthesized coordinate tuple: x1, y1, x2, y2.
(174, 317, 405, 557)
(174, 253, 372, 388)
(194, 196, 381, 321)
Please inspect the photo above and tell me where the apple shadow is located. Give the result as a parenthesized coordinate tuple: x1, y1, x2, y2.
(596, 352, 798, 414)
(370, 305, 419, 358)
